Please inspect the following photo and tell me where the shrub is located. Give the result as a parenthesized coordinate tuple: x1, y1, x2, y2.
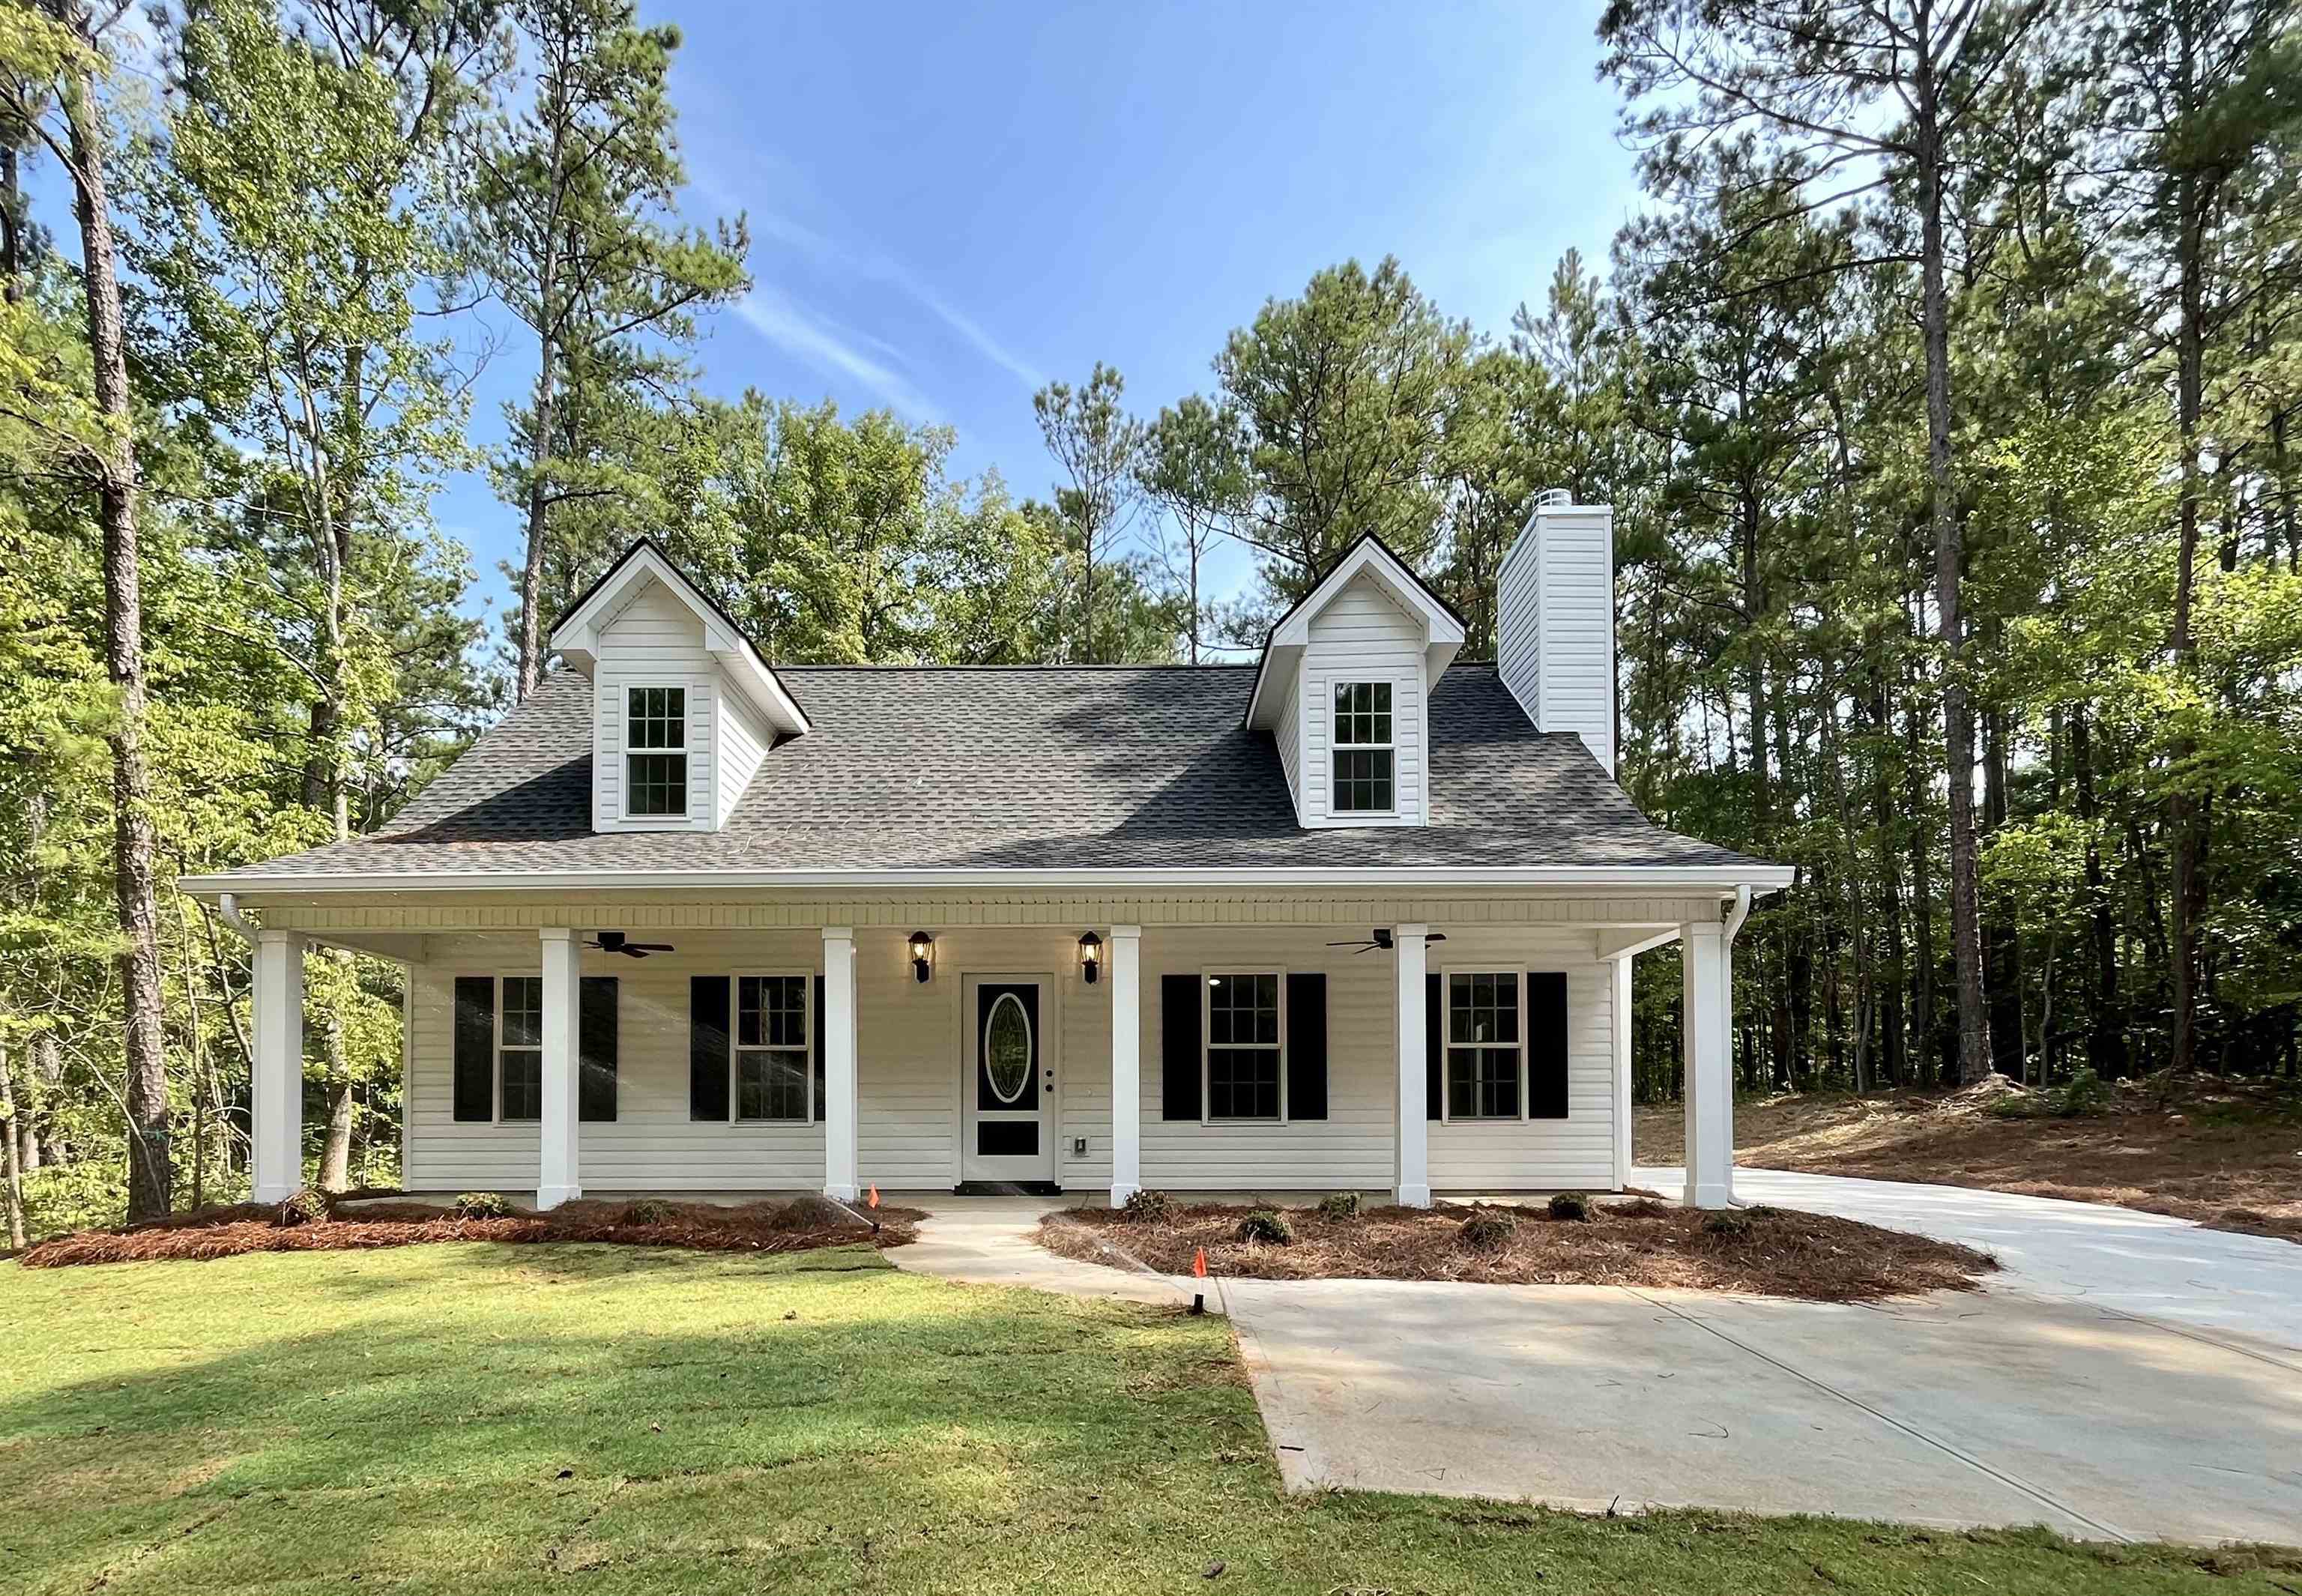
(1703, 1210, 1753, 1237)
(1235, 1209, 1295, 1245)
(766, 1194, 852, 1231)
(275, 1188, 328, 1227)
(1120, 1188, 1173, 1223)
(452, 1191, 516, 1220)
(2054, 1067, 2109, 1118)
(1615, 1198, 1676, 1219)
(1547, 1191, 1592, 1222)
(1317, 1191, 1361, 1220)
(1457, 1209, 1517, 1252)
(623, 1198, 679, 1225)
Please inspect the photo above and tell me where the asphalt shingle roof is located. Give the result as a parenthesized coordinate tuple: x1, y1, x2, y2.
(216, 663, 1763, 877)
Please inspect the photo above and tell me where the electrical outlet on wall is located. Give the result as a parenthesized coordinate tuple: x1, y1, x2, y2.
(1072, 1137, 1088, 1157)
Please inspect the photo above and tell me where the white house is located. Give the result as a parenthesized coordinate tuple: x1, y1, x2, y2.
(182, 497, 1790, 1212)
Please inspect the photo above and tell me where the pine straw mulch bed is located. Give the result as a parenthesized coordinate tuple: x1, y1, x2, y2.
(22, 1195, 923, 1269)
(1037, 1197, 1997, 1302)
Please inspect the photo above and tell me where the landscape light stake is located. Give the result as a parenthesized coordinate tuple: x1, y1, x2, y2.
(1191, 1245, 1208, 1315)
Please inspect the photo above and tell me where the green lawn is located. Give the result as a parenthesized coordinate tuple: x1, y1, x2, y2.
(1, 1245, 2290, 1595)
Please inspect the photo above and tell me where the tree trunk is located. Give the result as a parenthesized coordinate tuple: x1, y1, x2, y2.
(2167, 138, 2208, 1077)
(1983, 706, 2024, 1076)
(1915, 68, 1992, 1086)
(2071, 707, 2126, 1077)
(1904, 644, 1939, 1083)
(1, 1045, 26, 1250)
(55, 28, 171, 1219)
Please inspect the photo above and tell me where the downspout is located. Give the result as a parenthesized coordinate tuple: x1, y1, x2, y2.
(216, 893, 259, 946)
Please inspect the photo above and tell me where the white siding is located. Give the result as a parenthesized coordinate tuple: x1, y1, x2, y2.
(1498, 504, 1616, 776)
(714, 687, 769, 828)
(1272, 659, 1302, 811)
(402, 922, 1618, 1196)
(591, 580, 717, 832)
(1296, 575, 1428, 828)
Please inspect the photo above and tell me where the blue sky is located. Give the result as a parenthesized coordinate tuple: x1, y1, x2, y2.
(57, 3, 1650, 649)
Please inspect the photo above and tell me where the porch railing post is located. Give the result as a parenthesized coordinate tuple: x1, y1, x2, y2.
(537, 927, 581, 1210)
(1393, 923, 1431, 1207)
(822, 927, 858, 1200)
(1108, 924, 1141, 1206)
(250, 928, 305, 1203)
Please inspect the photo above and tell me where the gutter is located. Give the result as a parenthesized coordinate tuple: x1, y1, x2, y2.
(178, 863, 1801, 899)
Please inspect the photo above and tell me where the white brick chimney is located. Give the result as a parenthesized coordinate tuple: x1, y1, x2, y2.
(1496, 490, 1616, 776)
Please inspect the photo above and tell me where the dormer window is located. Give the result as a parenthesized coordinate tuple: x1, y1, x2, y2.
(1331, 681, 1395, 814)
(626, 686, 689, 817)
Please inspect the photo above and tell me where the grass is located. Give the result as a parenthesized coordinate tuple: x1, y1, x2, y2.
(1039, 1197, 1998, 1302)
(4, 1246, 2294, 1595)
(1635, 1072, 2302, 1244)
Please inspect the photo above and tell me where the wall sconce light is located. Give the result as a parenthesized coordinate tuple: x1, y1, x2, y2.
(908, 930, 934, 984)
(1078, 931, 1103, 985)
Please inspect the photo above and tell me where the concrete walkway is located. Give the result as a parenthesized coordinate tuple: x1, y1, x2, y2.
(1637, 1164, 2302, 1352)
(884, 1180, 2302, 1542)
(888, 1194, 1204, 1311)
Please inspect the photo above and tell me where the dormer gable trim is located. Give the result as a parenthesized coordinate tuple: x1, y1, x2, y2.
(1242, 534, 1467, 731)
(548, 538, 811, 737)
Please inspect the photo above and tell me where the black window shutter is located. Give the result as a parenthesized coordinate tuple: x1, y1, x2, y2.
(1425, 971, 1442, 1119)
(453, 976, 494, 1122)
(579, 976, 618, 1122)
(1285, 973, 1327, 1121)
(1529, 971, 1570, 1119)
(689, 976, 730, 1121)
(1160, 973, 1201, 1120)
(813, 974, 827, 1122)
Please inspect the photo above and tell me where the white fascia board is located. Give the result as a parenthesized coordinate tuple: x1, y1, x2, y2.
(549, 545, 810, 735)
(179, 864, 1799, 898)
(1245, 539, 1466, 730)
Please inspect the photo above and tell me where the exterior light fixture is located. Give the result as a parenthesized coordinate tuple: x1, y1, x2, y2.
(1078, 931, 1103, 985)
(908, 930, 934, 984)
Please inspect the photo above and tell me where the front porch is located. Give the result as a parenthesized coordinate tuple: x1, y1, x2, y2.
(240, 895, 1747, 1212)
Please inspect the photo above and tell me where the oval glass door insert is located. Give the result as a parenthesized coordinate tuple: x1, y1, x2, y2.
(984, 992, 1033, 1104)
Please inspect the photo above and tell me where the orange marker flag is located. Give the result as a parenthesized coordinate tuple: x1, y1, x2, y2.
(867, 1184, 880, 1210)
(1192, 1247, 1208, 1279)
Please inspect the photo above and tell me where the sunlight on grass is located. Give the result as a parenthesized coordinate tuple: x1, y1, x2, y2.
(1, 1244, 2288, 1594)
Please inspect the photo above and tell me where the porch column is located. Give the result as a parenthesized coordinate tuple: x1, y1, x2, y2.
(822, 927, 858, 1201)
(1681, 918, 1732, 1209)
(1108, 924, 1142, 1206)
(1393, 923, 1431, 1207)
(1610, 953, 1634, 1190)
(537, 928, 581, 1210)
(250, 928, 305, 1203)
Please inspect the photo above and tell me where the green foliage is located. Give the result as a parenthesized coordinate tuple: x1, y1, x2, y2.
(1456, 1209, 1518, 1251)
(1233, 1208, 1294, 1245)
(1703, 1211, 1754, 1238)
(276, 1188, 328, 1227)
(452, 1191, 516, 1219)
(1316, 1191, 1360, 1221)
(1547, 1191, 1593, 1222)
(1120, 1188, 1173, 1223)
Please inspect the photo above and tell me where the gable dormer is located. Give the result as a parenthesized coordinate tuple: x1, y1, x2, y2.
(548, 540, 810, 833)
(1243, 536, 1466, 829)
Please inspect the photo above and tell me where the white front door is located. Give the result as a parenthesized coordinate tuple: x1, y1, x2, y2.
(962, 974, 1056, 1186)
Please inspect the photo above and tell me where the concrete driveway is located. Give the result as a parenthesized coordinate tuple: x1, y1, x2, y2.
(1229, 1174, 2302, 1544)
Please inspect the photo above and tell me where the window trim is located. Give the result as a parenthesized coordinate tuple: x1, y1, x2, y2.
(1329, 678, 1397, 817)
(1439, 966, 1529, 1124)
(495, 973, 543, 1125)
(621, 681, 692, 823)
(730, 967, 814, 1125)
(1200, 967, 1288, 1125)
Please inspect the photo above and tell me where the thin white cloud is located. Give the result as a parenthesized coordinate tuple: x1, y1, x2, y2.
(733, 289, 940, 420)
(740, 205, 1046, 392)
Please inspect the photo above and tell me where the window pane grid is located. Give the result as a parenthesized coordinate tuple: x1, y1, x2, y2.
(626, 686, 686, 749)
(1332, 749, 1394, 813)
(499, 975, 542, 1122)
(1206, 973, 1281, 1119)
(1446, 973, 1523, 1120)
(737, 1051, 809, 1120)
(735, 974, 809, 1121)
(1331, 680, 1392, 746)
(1332, 681, 1395, 813)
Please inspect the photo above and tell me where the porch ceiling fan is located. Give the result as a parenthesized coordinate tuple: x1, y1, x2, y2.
(587, 931, 674, 958)
(1324, 928, 1447, 955)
